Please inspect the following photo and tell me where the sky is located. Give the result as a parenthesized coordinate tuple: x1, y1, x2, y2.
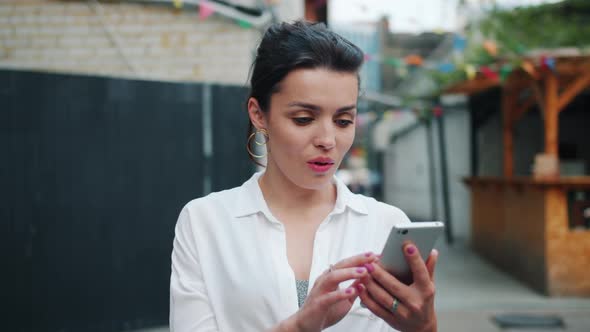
(329, 0, 564, 33)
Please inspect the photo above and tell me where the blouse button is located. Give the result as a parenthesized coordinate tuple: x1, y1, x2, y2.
(369, 314, 376, 320)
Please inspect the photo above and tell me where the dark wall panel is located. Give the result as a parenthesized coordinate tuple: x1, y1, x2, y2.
(1, 70, 249, 332)
(211, 84, 253, 191)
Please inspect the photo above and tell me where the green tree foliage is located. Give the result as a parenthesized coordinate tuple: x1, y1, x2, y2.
(432, 0, 590, 91)
(480, 0, 590, 52)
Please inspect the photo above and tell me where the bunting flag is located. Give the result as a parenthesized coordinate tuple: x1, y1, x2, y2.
(404, 54, 424, 66)
(483, 40, 498, 57)
(515, 44, 527, 55)
(173, 0, 183, 9)
(480, 66, 499, 80)
(500, 64, 513, 81)
(384, 58, 402, 68)
(432, 106, 443, 117)
(437, 62, 455, 73)
(453, 35, 467, 51)
(540, 56, 549, 70)
(465, 64, 476, 79)
(540, 56, 557, 72)
(237, 19, 253, 29)
(545, 57, 556, 71)
(199, 1, 215, 20)
(521, 60, 537, 78)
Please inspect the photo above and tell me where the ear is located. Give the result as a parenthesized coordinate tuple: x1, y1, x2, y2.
(247, 97, 267, 131)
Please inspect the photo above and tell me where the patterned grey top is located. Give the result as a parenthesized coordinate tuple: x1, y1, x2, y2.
(296, 280, 309, 308)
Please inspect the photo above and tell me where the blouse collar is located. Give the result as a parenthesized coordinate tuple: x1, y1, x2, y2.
(233, 171, 368, 220)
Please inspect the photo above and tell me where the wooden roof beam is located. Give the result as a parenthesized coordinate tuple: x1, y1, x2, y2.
(557, 72, 590, 113)
(512, 94, 537, 123)
(444, 77, 499, 95)
(502, 90, 517, 178)
(545, 74, 559, 156)
(554, 61, 590, 76)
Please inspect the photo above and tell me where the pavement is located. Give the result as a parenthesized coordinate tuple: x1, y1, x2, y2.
(435, 241, 590, 331)
(132, 241, 590, 332)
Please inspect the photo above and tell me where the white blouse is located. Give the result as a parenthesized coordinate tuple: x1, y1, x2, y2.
(170, 172, 410, 332)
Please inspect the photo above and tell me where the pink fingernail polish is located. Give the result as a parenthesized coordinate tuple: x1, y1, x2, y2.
(365, 251, 373, 257)
(345, 287, 354, 294)
(406, 246, 416, 255)
(364, 263, 374, 272)
(356, 267, 366, 273)
(356, 283, 365, 292)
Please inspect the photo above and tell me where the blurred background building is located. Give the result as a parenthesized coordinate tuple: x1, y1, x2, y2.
(3, 0, 590, 331)
(0, 0, 307, 83)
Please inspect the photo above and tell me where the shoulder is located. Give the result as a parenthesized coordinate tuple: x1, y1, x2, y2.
(181, 185, 243, 220)
(184, 186, 242, 213)
(343, 194, 411, 252)
(334, 175, 410, 227)
(175, 184, 245, 234)
(356, 194, 411, 227)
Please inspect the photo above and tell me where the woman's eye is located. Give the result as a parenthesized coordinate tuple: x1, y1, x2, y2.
(335, 119, 354, 127)
(293, 117, 313, 125)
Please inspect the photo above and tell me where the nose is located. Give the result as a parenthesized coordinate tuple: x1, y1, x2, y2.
(313, 121, 336, 150)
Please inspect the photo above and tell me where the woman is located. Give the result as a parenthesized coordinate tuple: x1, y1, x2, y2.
(170, 21, 438, 332)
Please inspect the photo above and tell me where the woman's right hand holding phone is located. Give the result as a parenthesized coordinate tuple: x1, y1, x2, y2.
(356, 243, 439, 332)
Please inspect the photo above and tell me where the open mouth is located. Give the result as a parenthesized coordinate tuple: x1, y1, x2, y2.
(307, 159, 335, 173)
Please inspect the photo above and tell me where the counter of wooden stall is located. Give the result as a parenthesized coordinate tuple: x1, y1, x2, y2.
(465, 176, 590, 296)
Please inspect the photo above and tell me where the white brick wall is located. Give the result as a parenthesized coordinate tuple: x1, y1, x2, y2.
(0, 0, 262, 83)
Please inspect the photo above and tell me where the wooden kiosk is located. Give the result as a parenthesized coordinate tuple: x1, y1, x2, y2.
(447, 54, 590, 296)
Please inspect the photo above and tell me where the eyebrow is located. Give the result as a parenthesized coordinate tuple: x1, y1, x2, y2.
(287, 101, 357, 114)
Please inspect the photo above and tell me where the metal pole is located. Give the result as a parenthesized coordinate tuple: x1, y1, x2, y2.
(202, 84, 212, 195)
(425, 120, 439, 222)
(469, 96, 478, 177)
(436, 113, 453, 244)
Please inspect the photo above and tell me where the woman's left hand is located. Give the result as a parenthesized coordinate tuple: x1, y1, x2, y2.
(355, 243, 439, 332)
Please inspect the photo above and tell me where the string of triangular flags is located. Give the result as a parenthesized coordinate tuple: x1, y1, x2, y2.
(363, 35, 558, 82)
(169, 1, 559, 83)
(353, 105, 447, 132)
(171, 0, 254, 29)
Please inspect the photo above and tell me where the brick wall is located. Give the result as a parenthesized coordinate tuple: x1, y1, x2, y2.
(0, 0, 263, 83)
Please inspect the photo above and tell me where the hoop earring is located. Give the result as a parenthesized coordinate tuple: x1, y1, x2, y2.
(247, 128, 269, 159)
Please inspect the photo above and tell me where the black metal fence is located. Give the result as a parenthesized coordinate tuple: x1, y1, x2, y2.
(1, 70, 253, 332)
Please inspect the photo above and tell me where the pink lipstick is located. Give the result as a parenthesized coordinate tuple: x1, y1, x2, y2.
(307, 157, 335, 173)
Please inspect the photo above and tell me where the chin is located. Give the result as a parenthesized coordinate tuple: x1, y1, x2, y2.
(300, 172, 335, 190)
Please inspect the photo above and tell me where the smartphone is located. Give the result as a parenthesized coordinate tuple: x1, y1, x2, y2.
(379, 222, 444, 284)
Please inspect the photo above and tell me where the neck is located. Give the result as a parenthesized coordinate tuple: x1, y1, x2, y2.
(258, 160, 336, 214)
